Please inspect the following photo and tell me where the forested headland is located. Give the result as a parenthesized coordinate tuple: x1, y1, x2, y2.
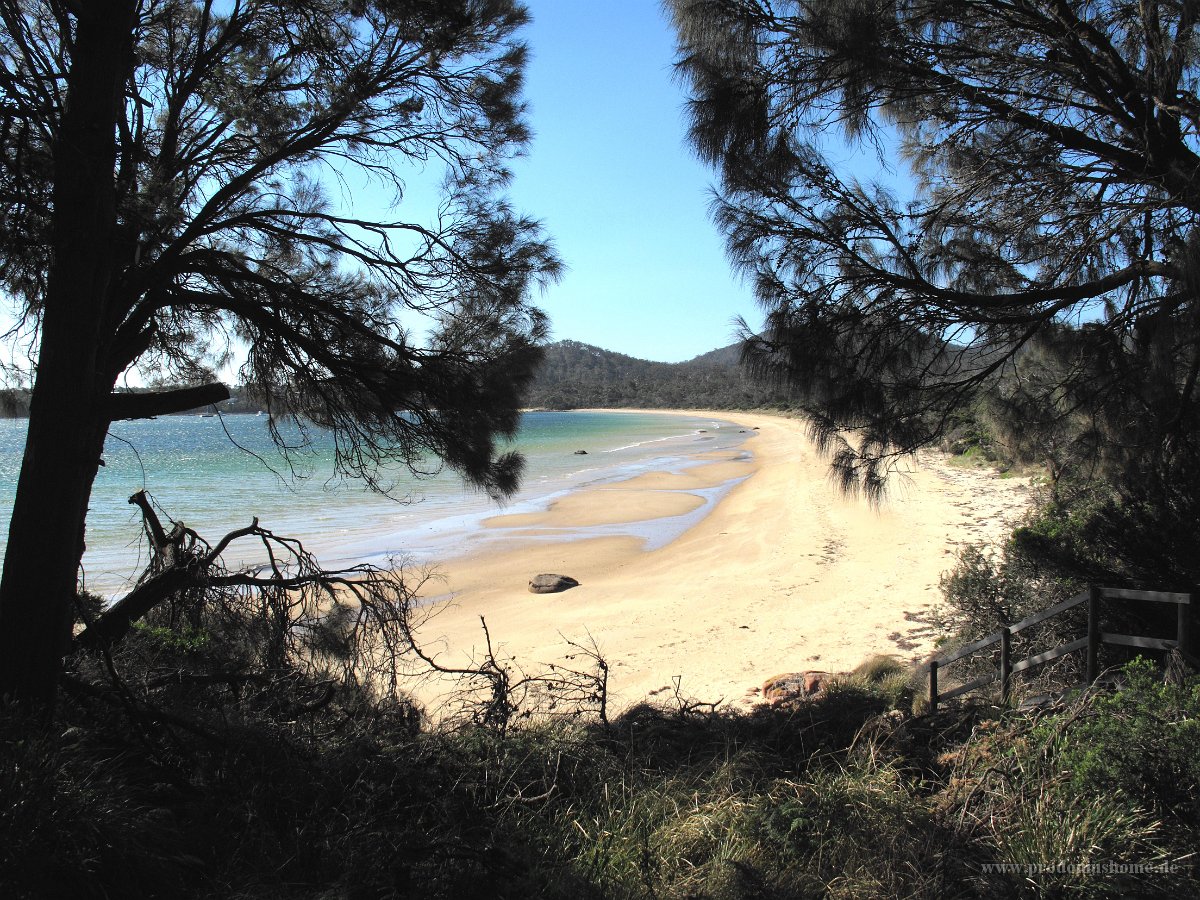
(523, 340, 792, 410)
(0, 389, 28, 418)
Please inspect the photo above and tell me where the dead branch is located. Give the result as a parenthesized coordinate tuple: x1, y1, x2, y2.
(71, 491, 614, 737)
(70, 492, 431, 728)
(76, 567, 200, 649)
(411, 616, 612, 736)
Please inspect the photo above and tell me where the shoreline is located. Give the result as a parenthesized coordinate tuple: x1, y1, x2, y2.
(0, 410, 744, 597)
(407, 410, 1033, 714)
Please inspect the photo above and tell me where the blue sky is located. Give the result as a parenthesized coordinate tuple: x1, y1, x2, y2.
(0, 1, 754, 385)
(503, 0, 761, 363)
(0, 1, 751, 385)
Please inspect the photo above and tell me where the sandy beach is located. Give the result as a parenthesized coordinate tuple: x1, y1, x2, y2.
(408, 410, 1033, 713)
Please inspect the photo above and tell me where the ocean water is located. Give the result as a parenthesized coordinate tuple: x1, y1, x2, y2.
(0, 411, 750, 596)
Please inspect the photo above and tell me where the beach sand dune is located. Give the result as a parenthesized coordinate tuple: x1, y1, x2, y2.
(408, 412, 1031, 713)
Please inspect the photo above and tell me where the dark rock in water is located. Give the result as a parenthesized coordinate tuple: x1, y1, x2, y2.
(529, 574, 580, 594)
(574, 449, 588, 455)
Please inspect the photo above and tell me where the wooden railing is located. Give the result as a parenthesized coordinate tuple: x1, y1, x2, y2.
(927, 586, 1194, 712)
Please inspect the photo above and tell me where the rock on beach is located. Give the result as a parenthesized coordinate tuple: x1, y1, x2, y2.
(761, 671, 829, 705)
(528, 574, 580, 594)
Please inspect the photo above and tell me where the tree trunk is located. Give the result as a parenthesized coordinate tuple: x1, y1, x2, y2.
(0, 2, 136, 709)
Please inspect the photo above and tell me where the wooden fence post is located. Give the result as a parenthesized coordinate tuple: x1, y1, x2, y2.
(1086, 585, 1101, 684)
(929, 659, 939, 714)
(1179, 594, 1193, 659)
(1000, 627, 1011, 705)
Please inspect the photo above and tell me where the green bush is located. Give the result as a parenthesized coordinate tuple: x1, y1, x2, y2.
(1009, 480, 1112, 571)
(130, 620, 211, 654)
(1046, 657, 1200, 827)
(937, 542, 1086, 696)
(1009, 459, 1200, 590)
(939, 544, 1079, 641)
(947, 663, 1200, 898)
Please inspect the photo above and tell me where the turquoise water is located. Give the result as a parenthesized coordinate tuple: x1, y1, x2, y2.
(0, 411, 749, 596)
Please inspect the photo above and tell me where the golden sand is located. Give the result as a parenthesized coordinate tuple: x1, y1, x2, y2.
(407, 411, 1032, 713)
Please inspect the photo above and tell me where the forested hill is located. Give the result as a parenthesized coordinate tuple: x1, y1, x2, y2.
(0, 390, 30, 418)
(523, 340, 791, 410)
(0, 342, 787, 418)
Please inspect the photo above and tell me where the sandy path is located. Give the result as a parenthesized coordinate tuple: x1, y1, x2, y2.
(406, 411, 1032, 712)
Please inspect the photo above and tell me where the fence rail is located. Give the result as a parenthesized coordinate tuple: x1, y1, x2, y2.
(927, 587, 1194, 712)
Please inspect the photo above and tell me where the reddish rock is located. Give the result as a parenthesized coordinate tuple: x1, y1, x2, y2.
(761, 671, 830, 705)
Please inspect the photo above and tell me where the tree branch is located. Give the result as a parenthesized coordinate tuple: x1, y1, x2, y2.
(74, 566, 199, 650)
(107, 382, 230, 420)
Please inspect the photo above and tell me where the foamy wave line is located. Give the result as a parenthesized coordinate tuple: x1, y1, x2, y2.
(605, 434, 680, 453)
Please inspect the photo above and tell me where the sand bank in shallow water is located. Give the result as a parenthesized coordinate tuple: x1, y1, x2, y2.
(407, 410, 1032, 714)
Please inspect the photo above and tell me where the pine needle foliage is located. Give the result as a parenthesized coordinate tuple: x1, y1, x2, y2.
(669, 0, 1200, 501)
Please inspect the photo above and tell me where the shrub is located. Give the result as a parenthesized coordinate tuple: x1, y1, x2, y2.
(743, 761, 946, 898)
(926, 660, 1199, 898)
(938, 544, 1079, 644)
(1046, 657, 1200, 827)
(937, 542, 1086, 697)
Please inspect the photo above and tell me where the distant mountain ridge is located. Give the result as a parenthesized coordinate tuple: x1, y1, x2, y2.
(0, 341, 788, 419)
(523, 339, 790, 410)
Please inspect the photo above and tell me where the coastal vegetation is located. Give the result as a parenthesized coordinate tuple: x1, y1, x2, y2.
(669, 0, 1200, 505)
(4, 1, 1200, 897)
(5, 632, 1198, 897)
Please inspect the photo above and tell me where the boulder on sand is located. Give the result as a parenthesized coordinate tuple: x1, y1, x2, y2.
(761, 671, 829, 705)
(529, 574, 580, 594)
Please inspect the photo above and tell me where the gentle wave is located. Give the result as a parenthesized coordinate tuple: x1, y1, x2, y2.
(1, 411, 749, 597)
(605, 434, 679, 452)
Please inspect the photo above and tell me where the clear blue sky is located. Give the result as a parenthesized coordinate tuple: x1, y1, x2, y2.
(504, 0, 761, 363)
